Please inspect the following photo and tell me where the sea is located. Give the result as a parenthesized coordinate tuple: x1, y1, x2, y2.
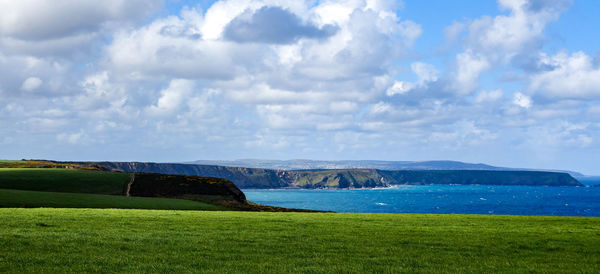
(243, 184, 600, 216)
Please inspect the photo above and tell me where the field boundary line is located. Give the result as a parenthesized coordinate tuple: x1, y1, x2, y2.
(125, 173, 135, 197)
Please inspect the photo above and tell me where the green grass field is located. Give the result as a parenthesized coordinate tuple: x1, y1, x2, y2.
(0, 168, 129, 195)
(0, 208, 598, 273)
(0, 189, 226, 211)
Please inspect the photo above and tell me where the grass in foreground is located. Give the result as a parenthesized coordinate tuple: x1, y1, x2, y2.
(0, 168, 129, 195)
(0, 208, 598, 273)
(0, 189, 226, 211)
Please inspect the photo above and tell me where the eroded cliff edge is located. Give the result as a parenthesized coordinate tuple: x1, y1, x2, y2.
(88, 162, 583, 189)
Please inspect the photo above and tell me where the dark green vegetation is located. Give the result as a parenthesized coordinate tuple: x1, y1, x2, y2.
(130, 173, 246, 203)
(92, 161, 583, 188)
(0, 168, 129, 195)
(0, 165, 313, 212)
(0, 166, 246, 203)
(0, 161, 246, 209)
(0, 167, 246, 204)
(1, 208, 598, 273)
(0, 189, 226, 210)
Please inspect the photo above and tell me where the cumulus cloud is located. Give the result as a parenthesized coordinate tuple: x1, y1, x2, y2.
(0, 0, 423, 143)
(452, 51, 490, 94)
(147, 79, 195, 117)
(224, 6, 338, 44)
(386, 81, 414, 96)
(411, 62, 439, 85)
(529, 51, 600, 99)
(513, 92, 532, 108)
(21, 77, 43, 91)
(166, 0, 420, 131)
(476, 89, 503, 103)
(449, 0, 570, 94)
(106, 8, 250, 80)
(385, 62, 438, 96)
(468, 0, 569, 59)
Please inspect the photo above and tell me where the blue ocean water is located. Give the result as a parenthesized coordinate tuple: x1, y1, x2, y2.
(243, 185, 600, 216)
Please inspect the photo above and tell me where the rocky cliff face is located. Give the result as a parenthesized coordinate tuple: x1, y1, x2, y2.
(378, 170, 581, 186)
(90, 162, 583, 188)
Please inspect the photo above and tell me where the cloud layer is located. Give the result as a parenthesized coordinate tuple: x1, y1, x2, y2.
(0, 0, 599, 174)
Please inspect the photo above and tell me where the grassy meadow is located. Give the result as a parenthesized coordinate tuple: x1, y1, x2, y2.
(0, 162, 598, 272)
(0, 189, 226, 211)
(0, 167, 307, 212)
(0, 168, 129, 195)
(1, 208, 599, 273)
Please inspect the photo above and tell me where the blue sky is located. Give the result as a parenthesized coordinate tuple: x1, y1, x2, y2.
(0, 0, 599, 174)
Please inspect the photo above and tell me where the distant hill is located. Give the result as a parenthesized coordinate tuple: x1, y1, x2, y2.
(185, 159, 586, 177)
(90, 161, 583, 188)
(186, 159, 496, 170)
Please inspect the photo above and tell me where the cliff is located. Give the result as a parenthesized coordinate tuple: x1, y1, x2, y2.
(379, 170, 581, 187)
(88, 162, 583, 188)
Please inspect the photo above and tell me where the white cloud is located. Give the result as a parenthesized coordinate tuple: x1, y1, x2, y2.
(57, 131, 84, 144)
(147, 79, 195, 117)
(386, 81, 414, 96)
(370, 102, 392, 114)
(529, 51, 600, 99)
(106, 10, 247, 80)
(105, 0, 422, 87)
(21, 77, 42, 91)
(427, 120, 497, 147)
(513, 92, 532, 108)
(75, 71, 126, 111)
(476, 89, 503, 103)
(449, 0, 569, 94)
(466, 0, 568, 59)
(385, 62, 438, 96)
(411, 62, 439, 85)
(452, 51, 490, 94)
(525, 121, 593, 149)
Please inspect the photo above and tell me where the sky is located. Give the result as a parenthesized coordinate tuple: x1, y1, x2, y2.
(0, 0, 599, 174)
